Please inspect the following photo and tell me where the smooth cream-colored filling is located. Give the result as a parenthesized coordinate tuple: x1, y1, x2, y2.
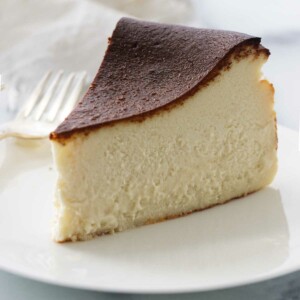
(52, 53, 277, 242)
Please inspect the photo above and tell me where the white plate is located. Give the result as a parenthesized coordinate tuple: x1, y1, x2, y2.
(0, 125, 299, 294)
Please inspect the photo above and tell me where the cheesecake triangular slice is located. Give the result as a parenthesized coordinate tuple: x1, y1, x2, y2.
(50, 18, 277, 242)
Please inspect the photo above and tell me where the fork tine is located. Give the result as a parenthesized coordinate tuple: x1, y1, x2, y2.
(46, 73, 75, 122)
(58, 72, 87, 121)
(33, 70, 64, 121)
(16, 71, 52, 119)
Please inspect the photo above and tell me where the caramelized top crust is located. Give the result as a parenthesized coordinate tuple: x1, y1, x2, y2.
(51, 18, 268, 140)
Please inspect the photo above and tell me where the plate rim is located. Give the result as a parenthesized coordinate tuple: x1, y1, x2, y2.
(0, 259, 299, 294)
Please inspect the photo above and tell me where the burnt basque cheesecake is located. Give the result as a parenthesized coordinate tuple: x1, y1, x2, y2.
(50, 18, 277, 242)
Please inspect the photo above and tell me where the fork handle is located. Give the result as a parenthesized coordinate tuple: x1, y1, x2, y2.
(0, 122, 50, 140)
(0, 122, 37, 140)
(0, 123, 11, 140)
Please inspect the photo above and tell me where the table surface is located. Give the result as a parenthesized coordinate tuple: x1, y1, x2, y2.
(1, 269, 300, 300)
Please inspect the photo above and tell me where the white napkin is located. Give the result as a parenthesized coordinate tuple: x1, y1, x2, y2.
(0, 0, 120, 118)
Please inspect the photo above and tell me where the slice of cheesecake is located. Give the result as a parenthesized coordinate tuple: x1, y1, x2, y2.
(50, 18, 277, 242)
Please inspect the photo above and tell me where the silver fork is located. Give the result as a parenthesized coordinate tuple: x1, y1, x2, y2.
(0, 70, 87, 140)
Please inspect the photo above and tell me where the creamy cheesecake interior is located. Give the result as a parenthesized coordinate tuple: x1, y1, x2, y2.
(52, 49, 277, 242)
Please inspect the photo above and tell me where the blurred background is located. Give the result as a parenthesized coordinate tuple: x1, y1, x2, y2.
(1, 0, 300, 130)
